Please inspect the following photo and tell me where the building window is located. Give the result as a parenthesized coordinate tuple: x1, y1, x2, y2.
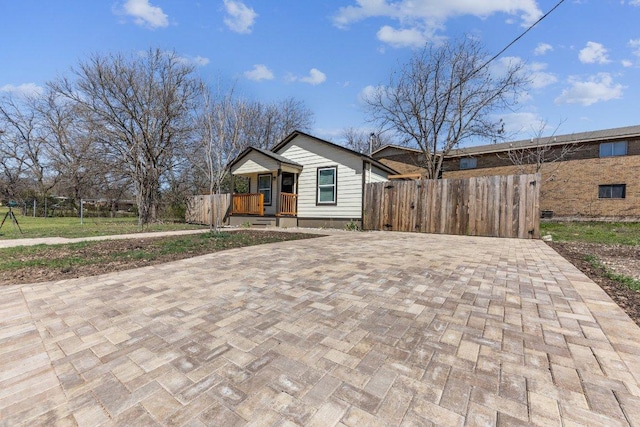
(317, 166, 337, 205)
(459, 158, 477, 170)
(598, 184, 626, 199)
(599, 141, 627, 157)
(258, 174, 272, 205)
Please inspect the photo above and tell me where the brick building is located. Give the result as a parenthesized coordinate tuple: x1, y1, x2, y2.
(372, 125, 640, 218)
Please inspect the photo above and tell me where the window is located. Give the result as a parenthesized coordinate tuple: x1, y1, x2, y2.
(599, 141, 627, 157)
(257, 174, 272, 205)
(459, 158, 477, 170)
(317, 167, 337, 205)
(598, 184, 626, 199)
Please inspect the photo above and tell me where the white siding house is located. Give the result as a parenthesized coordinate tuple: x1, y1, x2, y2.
(228, 131, 397, 228)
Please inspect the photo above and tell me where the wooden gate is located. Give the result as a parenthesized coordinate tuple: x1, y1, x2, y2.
(185, 193, 231, 226)
(363, 173, 540, 238)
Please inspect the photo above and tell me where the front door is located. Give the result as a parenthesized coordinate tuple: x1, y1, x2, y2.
(281, 172, 295, 194)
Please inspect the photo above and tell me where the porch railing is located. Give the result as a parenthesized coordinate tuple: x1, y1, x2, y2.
(278, 192, 297, 216)
(232, 193, 264, 215)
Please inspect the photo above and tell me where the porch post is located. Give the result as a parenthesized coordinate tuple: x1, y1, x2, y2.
(276, 169, 282, 215)
(229, 173, 235, 217)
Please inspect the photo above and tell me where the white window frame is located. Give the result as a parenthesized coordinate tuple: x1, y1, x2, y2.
(257, 174, 272, 205)
(317, 166, 337, 205)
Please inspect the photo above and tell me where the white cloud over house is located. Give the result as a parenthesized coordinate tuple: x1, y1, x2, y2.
(223, 0, 257, 34)
(120, 0, 169, 29)
(244, 64, 274, 81)
(578, 41, 610, 64)
(555, 73, 624, 106)
(499, 111, 545, 137)
(333, 0, 543, 48)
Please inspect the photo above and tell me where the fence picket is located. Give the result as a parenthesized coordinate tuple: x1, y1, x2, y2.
(362, 174, 540, 239)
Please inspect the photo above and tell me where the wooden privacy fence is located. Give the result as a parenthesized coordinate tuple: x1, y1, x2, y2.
(185, 193, 231, 225)
(363, 173, 540, 239)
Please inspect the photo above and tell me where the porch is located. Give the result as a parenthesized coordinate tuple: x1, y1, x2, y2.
(231, 192, 298, 217)
(228, 146, 303, 227)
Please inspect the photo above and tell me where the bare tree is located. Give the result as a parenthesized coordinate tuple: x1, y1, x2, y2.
(340, 127, 395, 154)
(365, 36, 528, 179)
(0, 93, 58, 210)
(243, 97, 314, 149)
(0, 125, 29, 202)
(498, 120, 579, 178)
(190, 84, 248, 230)
(50, 49, 203, 226)
(34, 88, 104, 213)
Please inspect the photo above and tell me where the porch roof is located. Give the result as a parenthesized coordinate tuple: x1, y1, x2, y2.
(229, 146, 303, 175)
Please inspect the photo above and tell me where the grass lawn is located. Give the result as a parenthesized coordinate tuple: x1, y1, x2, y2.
(540, 221, 640, 245)
(0, 207, 207, 239)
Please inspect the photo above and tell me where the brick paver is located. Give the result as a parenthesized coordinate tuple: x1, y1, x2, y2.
(2, 231, 640, 426)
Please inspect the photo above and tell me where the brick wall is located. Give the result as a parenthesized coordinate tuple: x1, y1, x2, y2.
(443, 155, 640, 217)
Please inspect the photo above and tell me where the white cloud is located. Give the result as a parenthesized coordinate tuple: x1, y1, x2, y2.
(630, 0, 640, 5)
(629, 39, 640, 57)
(244, 64, 274, 81)
(578, 41, 610, 64)
(554, 73, 624, 106)
(622, 59, 633, 67)
(333, 0, 542, 47)
(0, 83, 43, 97)
(223, 0, 257, 34)
(376, 26, 429, 48)
(499, 112, 545, 137)
(299, 69, 327, 85)
(357, 84, 387, 105)
(174, 54, 210, 66)
(534, 43, 553, 56)
(528, 62, 557, 89)
(287, 69, 326, 85)
(121, 0, 168, 29)
(492, 57, 556, 92)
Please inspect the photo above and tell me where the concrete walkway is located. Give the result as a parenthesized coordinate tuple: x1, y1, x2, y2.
(0, 229, 212, 249)
(2, 231, 640, 426)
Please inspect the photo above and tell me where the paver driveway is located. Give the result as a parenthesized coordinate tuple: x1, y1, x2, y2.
(2, 231, 640, 426)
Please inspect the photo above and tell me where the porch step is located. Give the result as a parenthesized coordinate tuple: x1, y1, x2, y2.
(249, 218, 277, 227)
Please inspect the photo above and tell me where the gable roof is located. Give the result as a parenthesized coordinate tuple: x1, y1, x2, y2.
(228, 145, 303, 170)
(372, 144, 422, 157)
(272, 130, 399, 175)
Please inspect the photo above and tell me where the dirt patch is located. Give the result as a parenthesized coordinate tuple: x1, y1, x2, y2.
(0, 230, 322, 286)
(549, 241, 640, 326)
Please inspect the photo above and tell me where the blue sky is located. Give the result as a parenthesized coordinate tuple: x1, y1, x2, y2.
(1, 0, 640, 145)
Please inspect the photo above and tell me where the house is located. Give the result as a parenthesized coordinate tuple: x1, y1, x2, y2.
(228, 131, 398, 228)
(372, 124, 640, 218)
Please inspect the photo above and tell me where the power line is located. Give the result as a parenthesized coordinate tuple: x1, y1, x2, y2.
(474, 0, 567, 76)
